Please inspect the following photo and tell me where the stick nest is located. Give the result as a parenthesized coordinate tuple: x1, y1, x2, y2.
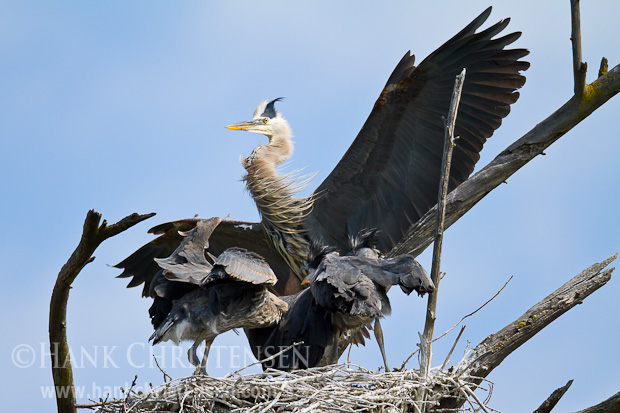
(87, 364, 492, 412)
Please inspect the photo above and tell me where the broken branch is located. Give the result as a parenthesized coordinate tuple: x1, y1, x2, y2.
(571, 0, 587, 96)
(49, 210, 155, 413)
(437, 253, 616, 409)
(533, 379, 573, 413)
(419, 68, 466, 380)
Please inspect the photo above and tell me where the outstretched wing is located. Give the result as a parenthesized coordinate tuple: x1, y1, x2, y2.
(115, 217, 297, 297)
(154, 218, 220, 286)
(205, 247, 277, 286)
(305, 7, 529, 252)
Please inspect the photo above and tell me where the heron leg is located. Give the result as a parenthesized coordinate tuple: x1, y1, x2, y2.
(330, 330, 341, 365)
(194, 338, 213, 376)
(188, 333, 207, 371)
(374, 318, 390, 372)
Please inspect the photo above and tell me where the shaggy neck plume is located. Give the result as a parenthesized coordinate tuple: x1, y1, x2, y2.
(241, 123, 312, 280)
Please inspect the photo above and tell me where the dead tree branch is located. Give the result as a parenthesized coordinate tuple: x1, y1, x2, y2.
(436, 253, 616, 410)
(534, 379, 573, 413)
(571, 0, 587, 96)
(574, 389, 620, 413)
(420, 68, 465, 380)
(49, 210, 155, 413)
(598, 57, 609, 78)
(400, 275, 512, 371)
(390, 63, 620, 258)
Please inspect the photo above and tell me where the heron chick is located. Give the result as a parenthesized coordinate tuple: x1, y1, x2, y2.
(305, 230, 434, 371)
(149, 220, 288, 375)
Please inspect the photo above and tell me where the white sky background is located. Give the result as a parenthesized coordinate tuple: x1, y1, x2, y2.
(1, 1, 619, 411)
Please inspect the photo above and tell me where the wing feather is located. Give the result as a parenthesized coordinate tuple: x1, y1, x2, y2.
(209, 247, 277, 286)
(115, 217, 296, 297)
(306, 7, 529, 252)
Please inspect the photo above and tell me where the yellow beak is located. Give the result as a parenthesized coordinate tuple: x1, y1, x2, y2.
(225, 120, 257, 131)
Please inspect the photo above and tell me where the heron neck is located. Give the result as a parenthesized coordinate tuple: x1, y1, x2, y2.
(247, 123, 294, 174)
(241, 126, 312, 280)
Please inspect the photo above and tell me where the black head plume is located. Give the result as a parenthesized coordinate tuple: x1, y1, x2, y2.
(261, 97, 284, 118)
(348, 228, 380, 253)
(306, 240, 335, 270)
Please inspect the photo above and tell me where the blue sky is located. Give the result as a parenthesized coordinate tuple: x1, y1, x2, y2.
(2, 1, 619, 411)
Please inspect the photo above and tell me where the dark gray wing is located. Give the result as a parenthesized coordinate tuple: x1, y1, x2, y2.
(154, 218, 220, 285)
(115, 217, 297, 297)
(115, 217, 203, 297)
(204, 247, 277, 286)
(380, 254, 434, 295)
(305, 7, 529, 252)
(311, 254, 368, 312)
(245, 289, 333, 371)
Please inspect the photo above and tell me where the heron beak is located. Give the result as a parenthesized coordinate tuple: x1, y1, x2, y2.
(300, 279, 310, 286)
(225, 120, 258, 131)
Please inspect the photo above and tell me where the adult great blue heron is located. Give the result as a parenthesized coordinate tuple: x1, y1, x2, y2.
(117, 6, 528, 335)
(223, 6, 528, 273)
(144, 218, 288, 374)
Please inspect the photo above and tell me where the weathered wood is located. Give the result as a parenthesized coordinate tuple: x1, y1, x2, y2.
(420, 69, 465, 381)
(534, 379, 573, 413)
(571, 0, 587, 96)
(390, 63, 620, 259)
(49, 210, 154, 413)
(436, 254, 616, 410)
(574, 389, 620, 413)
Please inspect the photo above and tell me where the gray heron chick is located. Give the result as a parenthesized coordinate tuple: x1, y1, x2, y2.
(147, 219, 288, 374)
(304, 231, 434, 371)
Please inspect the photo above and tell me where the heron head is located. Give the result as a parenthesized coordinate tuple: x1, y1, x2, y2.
(225, 97, 289, 139)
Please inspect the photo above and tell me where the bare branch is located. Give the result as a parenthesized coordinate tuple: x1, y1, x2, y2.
(533, 379, 573, 413)
(419, 68, 465, 379)
(437, 275, 513, 344)
(574, 389, 620, 413)
(598, 57, 609, 78)
(440, 325, 466, 371)
(153, 355, 173, 383)
(390, 64, 620, 258)
(226, 341, 304, 377)
(436, 253, 617, 410)
(49, 210, 155, 413)
(571, 0, 587, 96)
(400, 275, 511, 371)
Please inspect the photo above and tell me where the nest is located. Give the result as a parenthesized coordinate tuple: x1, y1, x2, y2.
(86, 364, 494, 413)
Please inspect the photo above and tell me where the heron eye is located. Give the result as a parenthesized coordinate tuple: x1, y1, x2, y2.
(263, 118, 268, 124)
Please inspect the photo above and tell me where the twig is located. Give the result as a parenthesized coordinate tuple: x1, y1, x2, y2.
(440, 325, 466, 371)
(463, 385, 491, 413)
(533, 379, 573, 413)
(226, 341, 304, 377)
(121, 376, 138, 413)
(419, 68, 466, 379)
(439, 253, 617, 409)
(438, 275, 513, 346)
(571, 0, 587, 96)
(152, 355, 172, 383)
(75, 394, 109, 410)
(401, 266, 512, 371)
